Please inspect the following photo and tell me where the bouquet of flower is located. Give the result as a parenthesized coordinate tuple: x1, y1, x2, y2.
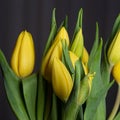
(0, 8, 120, 120)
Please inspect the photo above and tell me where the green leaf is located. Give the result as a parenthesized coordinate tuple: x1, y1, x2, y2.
(37, 75, 46, 120)
(84, 39, 106, 120)
(84, 81, 114, 120)
(22, 73, 37, 120)
(62, 41, 74, 76)
(0, 50, 29, 120)
(50, 93, 58, 120)
(77, 106, 84, 120)
(114, 112, 120, 120)
(43, 8, 57, 56)
(93, 99, 106, 120)
(44, 84, 52, 120)
(88, 23, 99, 68)
(57, 15, 68, 32)
(72, 8, 83, 41)
(89, 39, 103, 95)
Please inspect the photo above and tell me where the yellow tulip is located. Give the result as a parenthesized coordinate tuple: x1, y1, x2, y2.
(107, 30, 120, 66)
(71, 28, 84, 58)
(112, 61, 120, 85)
(11, 30, 35, 77)
(41, 27, 69, 82)
(52, 58, 73, 102)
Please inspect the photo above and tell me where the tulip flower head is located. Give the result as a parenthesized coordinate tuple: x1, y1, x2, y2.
(107, 30, 120, 66)
(112, 60, 120, 85)
(11, 30, 35, 77)
(52, 58, 73, 102)
(41, 27, 70, 82)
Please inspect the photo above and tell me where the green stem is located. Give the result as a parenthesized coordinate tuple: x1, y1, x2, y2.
(62, 101, 79, 120)
(108, 84, 120, 120)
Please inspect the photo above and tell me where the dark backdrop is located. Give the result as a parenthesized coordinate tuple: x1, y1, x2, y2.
(0, 0, 120, 119)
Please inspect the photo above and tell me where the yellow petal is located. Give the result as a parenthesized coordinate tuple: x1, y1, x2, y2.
(112, 61, 120, 85)
(52, 58, 73, 101)
(11, 31, 24, 76)
(82, 47, 89, 64)
(19, 31, 35, 77)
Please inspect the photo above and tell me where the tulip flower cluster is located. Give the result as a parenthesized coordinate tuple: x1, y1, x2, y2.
(0, 8, 120, 120)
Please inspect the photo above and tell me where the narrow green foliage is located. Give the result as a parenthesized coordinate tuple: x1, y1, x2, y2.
(50, 93, 58, 120)
(0, 50, 29, 120)
(88, 23, 99, 68)
(22, 73, 37, 120)
(114, 112, 120, 120)
(37, 75, 46, 120)
(62, 41, 74, 76)
(72, 8, 83, 41)
(43, 8, 57, 56)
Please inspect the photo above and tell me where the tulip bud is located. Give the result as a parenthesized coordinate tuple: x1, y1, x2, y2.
(11, 30, 35, 77)
(52, 58, 73, 102)
(112, 61, 120, 85)
(41, 27, 69, 82)
(107, 30, 120, 66)
(71, 28, 84, 58)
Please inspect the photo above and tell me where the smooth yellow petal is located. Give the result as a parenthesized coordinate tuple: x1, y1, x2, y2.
(11, 31, 24, 76)
(54, 27, 69, 46)
(19, 31, 35, 77)
(112, 61, 120, 84)
(52, 58, 73, 101)
(82, 47, 89, 64)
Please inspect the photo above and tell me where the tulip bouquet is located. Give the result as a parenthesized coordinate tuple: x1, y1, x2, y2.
(0, 8, 120, 120)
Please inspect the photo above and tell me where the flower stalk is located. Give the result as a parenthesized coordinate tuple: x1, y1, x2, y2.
(108, 84, 120, 120)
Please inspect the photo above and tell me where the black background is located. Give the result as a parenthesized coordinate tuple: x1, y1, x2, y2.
(0, 0, 120, 119)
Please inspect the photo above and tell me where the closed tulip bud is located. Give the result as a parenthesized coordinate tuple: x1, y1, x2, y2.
(11, 30, 35, 77)
(41, 27, 69, 82)
(52, 58, 73, 102)
(112, 61, 120, 85)
(107, 30, 120, 66)
(82, 47, 89, 64)
(71, 28, 84, 58)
